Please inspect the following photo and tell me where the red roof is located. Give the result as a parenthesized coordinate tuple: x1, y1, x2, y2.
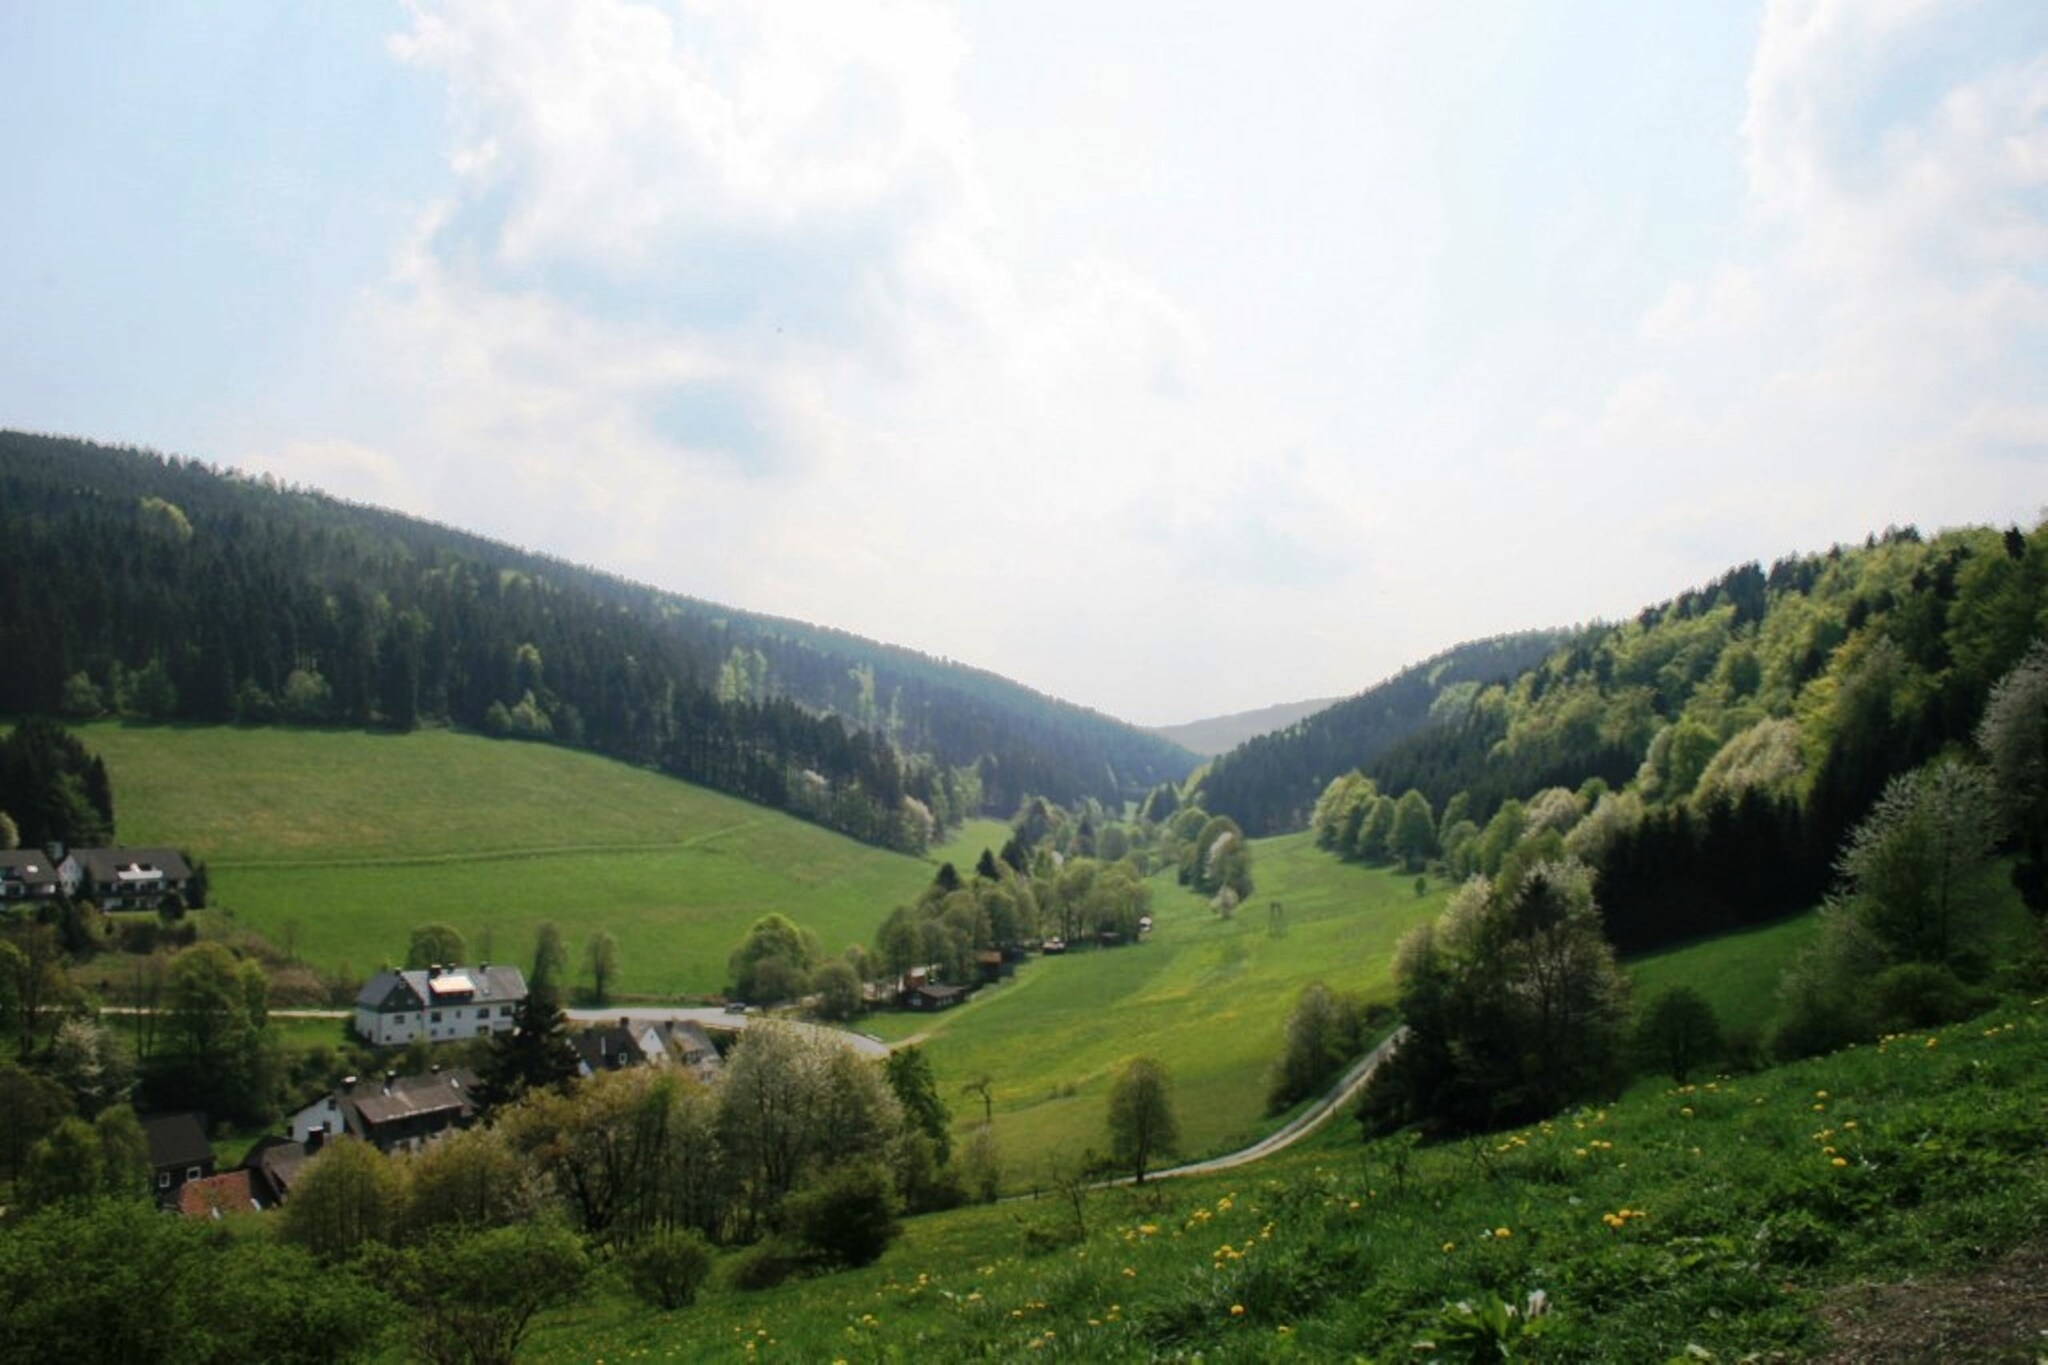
(176, 1170, 261, 1218)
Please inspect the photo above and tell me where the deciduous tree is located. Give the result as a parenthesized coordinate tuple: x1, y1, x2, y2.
(406, 923, 468, 970)
(584, 929, 620, 1006)
(1106, 1056, 1178, 1185)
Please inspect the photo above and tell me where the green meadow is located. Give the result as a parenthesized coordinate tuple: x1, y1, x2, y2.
(81, 723, 1004, 997)
(893, 834, 1447, 1172)
(1623, 911, 1822, 1033)
(527, 997, 2048, 1362)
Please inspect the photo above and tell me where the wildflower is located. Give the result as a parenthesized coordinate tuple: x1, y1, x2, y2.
(1230, 1304, 1246, 1317)
(1123, 1267, 1136, 1277)
(1494, 1226, 1512, 1239)
(1832, 1157, 1848, 1168)
(1442, 1241, 1456, 1253)
(1680, 1106, 1694, 1118)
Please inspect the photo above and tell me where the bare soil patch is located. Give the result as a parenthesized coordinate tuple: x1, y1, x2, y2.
(1817, 1242, 2048, 1363)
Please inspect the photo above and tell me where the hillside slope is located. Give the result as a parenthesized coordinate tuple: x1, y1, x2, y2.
(0, 431, 1198, 852)
(1315, 523, 2048, 953)
(82, 722, 972, 997)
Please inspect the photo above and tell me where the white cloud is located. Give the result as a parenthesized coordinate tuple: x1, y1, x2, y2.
(232, 0, 2048, 724)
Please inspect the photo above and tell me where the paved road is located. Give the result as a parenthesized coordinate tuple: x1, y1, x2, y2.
(1139, 1027, 1406, 1180)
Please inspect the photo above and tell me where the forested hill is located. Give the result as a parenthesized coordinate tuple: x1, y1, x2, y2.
(0, 431, 1198, 850)
(1195, 630, 1570, 835)
(1310, 524, 2048, 953)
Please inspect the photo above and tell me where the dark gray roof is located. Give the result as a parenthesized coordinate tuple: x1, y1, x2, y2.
(343, 1069, 478, 1132)
(68, 847, 193, 882)
(143, 1112, 213, 1170)
(0, 851, 60, 888)
(355, 964, 525, 1011)
(572, 1025, 642, 1072)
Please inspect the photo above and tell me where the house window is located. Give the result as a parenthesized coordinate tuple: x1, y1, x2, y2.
(157, 1171, 170, 1189)
(500, 1005, 514, 1017)
(186, 1166, 201, 1180)
(430, 1011, 443, 1022)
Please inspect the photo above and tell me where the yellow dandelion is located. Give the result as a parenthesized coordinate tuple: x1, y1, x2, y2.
(1442, 1241, 1456, 1253)
(1230, 1304, 1246, 1317)
(1494, 1226, 1512, 1239)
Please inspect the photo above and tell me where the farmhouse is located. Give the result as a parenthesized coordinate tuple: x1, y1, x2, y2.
(572, 1021, 645, 1075)
(142, 1112, 215, 1207)
(571, 1017, 727, 1083)
(287, 1069, 478, 1155)
(352, 962, 527, 1046)
(903, 980, 969, 1011)
(0, 850, 61, 903)
(58, 846, 193, 909)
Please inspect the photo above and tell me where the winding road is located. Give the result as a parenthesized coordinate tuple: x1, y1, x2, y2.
(260, 1007, 1397, 1176)
(1108, 1026, 1407, 1185)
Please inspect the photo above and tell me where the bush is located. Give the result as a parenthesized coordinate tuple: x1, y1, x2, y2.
(1634, 985, 1722, 1083)
(621, 1228, 714, 1310)
(1873, 962, 1990, 1030)
(781, 1159, 899, 1269)
(724, 1237, 808, 1291)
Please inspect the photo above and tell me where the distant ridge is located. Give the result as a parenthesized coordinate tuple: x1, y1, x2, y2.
(1195, 630, 1572, 836)
(1149, 698, 1341, 757)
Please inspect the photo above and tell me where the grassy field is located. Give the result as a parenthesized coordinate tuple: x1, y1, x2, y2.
(893, 833, 1446, 1172)
(528, 995, 2048, 1362)
(1622, 911, 1822, 1036)
(79, 723, 991, 998)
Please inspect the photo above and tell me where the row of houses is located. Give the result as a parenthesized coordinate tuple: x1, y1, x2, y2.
(148, 1015, 729, 1217)
(0, 845, 194, 910)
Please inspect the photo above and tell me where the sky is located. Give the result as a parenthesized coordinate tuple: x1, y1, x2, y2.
(3, 1, 2045, 727)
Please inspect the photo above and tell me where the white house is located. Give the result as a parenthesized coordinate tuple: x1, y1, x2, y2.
(352, 963, 527, 1047)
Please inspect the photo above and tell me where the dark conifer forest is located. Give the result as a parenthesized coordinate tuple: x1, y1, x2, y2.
(0, 432, 1198, 851)
(1196, 630, 1569, 836)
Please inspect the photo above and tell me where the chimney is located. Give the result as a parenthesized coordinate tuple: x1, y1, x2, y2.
(341, 1074, 358, 1093)
(383, 1070, 396, 1095)
(306, 1125, 326, 1154)
(428, 964, 442, 979)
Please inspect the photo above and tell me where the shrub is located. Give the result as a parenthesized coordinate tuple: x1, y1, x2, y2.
(1873, 962, 1989, 1030)
(782, 1159, 900, 1268)
(724, 1238, 807, 1291)
(621, 1228, 713, 1311)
